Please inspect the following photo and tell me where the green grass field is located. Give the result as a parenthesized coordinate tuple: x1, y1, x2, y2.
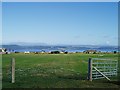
(2, 53, 120, 88)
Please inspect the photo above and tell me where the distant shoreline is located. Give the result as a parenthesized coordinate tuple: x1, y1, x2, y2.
(1, 45, 118, 53)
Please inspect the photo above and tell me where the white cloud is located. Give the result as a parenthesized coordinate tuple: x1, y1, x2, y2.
(106, 41, 110, 45)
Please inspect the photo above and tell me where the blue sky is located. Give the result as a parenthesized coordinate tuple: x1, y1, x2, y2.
(2, 2, 118, 46)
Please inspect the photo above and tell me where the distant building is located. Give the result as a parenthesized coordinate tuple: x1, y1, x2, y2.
(60, 51, 64, 54)
(0, 48, 7, 54)
(41, 50, 45, 54)
(24, 51, 30, 54)
(83, 50, 97, 54)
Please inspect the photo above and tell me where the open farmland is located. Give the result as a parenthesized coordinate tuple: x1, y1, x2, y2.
(2, 53, 120, 88)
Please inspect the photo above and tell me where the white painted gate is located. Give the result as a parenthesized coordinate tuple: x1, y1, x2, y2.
(88, 58, 118, 81)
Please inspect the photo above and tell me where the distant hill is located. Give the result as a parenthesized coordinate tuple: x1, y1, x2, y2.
(1, 45, 22, 50)
(6, 42, 48, 46)
(1, 44, 118, 51)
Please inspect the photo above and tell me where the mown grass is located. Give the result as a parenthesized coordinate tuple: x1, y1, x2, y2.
(2, 53, 119, 88)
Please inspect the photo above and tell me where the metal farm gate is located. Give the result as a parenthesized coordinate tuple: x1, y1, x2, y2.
(88, 58, 118, 81)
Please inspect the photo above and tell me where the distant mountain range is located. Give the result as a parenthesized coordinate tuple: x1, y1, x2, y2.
(3, 42, 48, 46)
(1, 42, 118, 47)
(0, 44, 118, 49)
(0, 42, 118, 52)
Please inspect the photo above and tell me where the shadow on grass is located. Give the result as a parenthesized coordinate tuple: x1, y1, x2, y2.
(57, 74, 87, 80)
(109, 81, 120, 86)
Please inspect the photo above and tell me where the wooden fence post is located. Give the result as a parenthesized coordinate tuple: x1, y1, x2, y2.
(11, 58, 15, 83)
(88, 58, 92, 81)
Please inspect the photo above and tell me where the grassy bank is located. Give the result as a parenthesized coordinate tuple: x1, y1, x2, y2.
(2, 53, 119, 88)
